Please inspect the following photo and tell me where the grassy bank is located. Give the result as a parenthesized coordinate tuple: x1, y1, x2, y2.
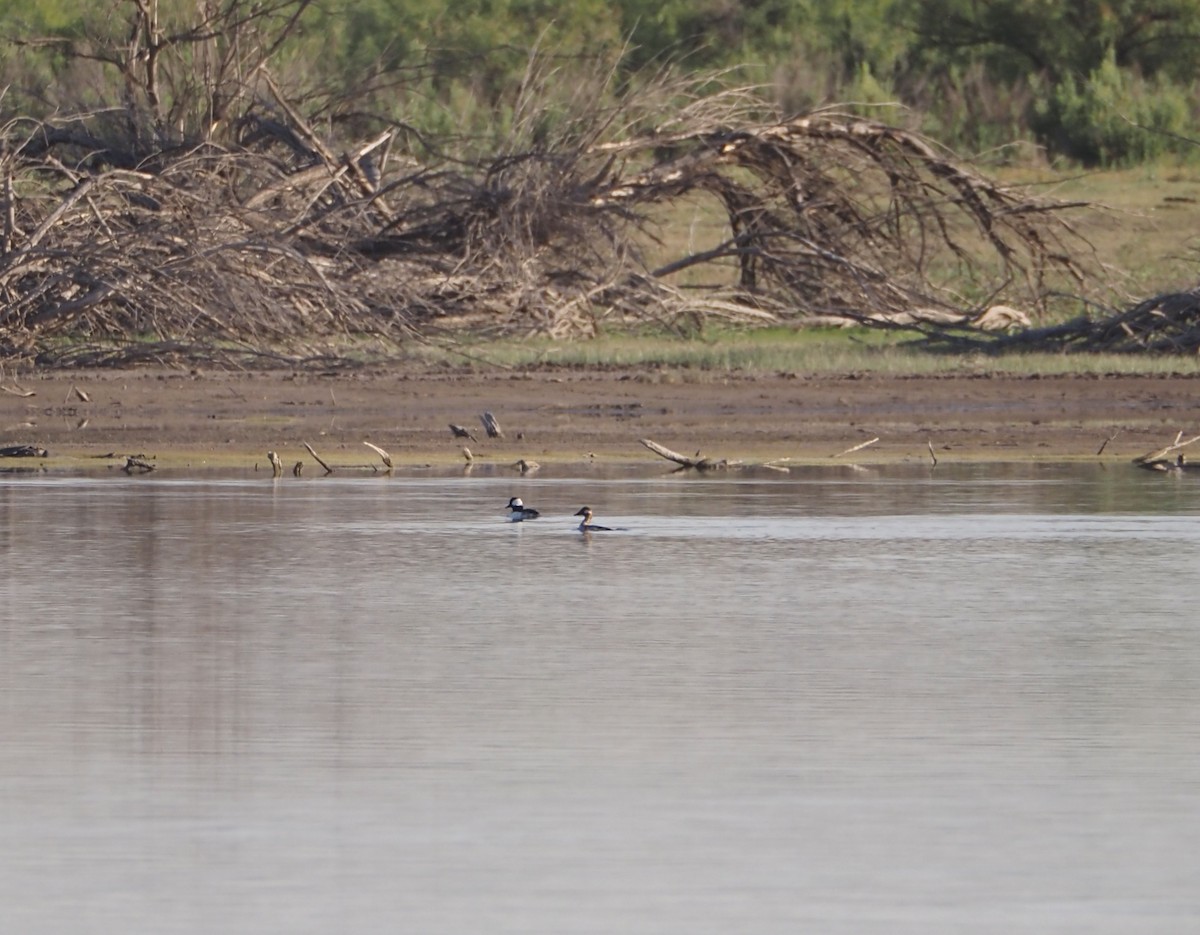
(431, 327, 1200, 377)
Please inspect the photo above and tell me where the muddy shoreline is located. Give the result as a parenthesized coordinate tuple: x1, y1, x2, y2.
(2, 367, 1198, 470)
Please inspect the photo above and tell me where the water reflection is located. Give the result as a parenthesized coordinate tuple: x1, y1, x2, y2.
(1, 464, 1198, 934)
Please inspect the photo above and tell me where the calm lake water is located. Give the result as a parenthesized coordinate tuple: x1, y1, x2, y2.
(1, 463, 1198, 934)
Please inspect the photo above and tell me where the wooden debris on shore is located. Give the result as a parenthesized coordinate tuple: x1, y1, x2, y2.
(480, 412, 504, 439)
(640, 438, 728, 470)
(0, 444, 47, 457)
(924, 289, 1200, 357)
(267, 450, 284, 477)
(363, 440, 394, 470)
(304, 442, 334, 475)
(122, 455, 155, 473)
(1132, 432, 1200, 471)
(513, 458, 539, 474)
(832, 437, 879, 459)
(449, 424, 478, 442)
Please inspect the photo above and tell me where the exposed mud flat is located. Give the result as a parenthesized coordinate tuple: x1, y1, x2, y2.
(2, 367, 1198, 469)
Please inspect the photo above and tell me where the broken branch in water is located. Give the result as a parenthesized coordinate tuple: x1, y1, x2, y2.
(1132, 432, 1200, 471)
(304, 441, 334, 474)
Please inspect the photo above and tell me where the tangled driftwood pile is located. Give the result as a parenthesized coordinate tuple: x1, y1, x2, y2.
(0, 0, 1100, 371)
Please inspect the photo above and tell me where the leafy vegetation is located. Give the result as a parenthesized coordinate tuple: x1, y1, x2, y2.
(4, 0, 1200, 165)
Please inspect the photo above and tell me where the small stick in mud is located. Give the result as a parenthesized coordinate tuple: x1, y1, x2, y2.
(1096, 429, 1120, 456)
(304, 441, 334, 475)
(927, 440, 938, 466)
(268, 450, 283, 476)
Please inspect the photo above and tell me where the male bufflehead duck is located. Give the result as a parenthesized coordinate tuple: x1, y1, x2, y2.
(506, 497, 541, 521)
(574, 506, 613, 532)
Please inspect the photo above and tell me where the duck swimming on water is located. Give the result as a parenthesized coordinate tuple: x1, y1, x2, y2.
(506, 496, 541, 521)
(574, 506, 613, 532)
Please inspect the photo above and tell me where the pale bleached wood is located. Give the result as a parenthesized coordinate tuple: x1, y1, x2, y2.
(639, 438, 726, 470)
(304, 441, 334, 474)
(832, 437, 879, 458)
(1132, 433, 1200, 467)
(363, 440, 393, 469)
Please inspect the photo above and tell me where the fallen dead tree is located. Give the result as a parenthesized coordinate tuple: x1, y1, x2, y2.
(0, 4, 1100, 368)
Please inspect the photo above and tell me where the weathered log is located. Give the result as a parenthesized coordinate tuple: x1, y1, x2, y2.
(639, 438, 726, 470)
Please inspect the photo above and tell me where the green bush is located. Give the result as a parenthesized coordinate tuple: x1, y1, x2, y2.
(1031, 52, 1196, 166)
